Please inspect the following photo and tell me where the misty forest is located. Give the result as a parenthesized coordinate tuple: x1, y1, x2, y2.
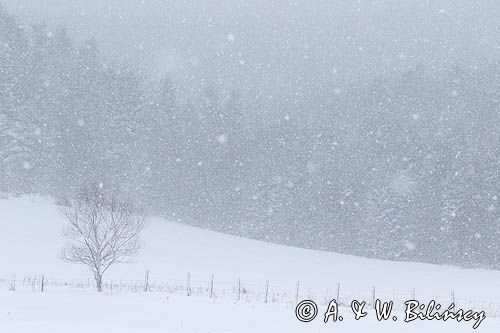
(2, 1, 500, 270)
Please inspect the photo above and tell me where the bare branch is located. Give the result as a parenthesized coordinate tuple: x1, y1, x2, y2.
(59, 185, 146, 292)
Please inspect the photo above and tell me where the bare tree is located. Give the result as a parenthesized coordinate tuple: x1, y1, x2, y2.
(60, 186, 145, 292)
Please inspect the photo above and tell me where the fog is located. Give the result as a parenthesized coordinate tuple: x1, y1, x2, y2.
(4, 0, 500, 106)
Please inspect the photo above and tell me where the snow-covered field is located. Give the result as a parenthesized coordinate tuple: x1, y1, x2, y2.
(1, 196, 500, 332)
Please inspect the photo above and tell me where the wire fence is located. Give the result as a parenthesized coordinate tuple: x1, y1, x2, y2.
(1, 273, 500, 317)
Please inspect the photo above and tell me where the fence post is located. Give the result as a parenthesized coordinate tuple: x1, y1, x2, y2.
(187, 272, 191, 296)
(41, 275, 45, 293)
(371, 286, 376, 306)
(238, 277, 241, 301)
(210, 274, 214, 298)
(265, 280, 269, 304)
(144, 269, 150, 292)
(451, 290, 456, 304)
(336, 282, 341, 304)
(295, 281, 300, 304)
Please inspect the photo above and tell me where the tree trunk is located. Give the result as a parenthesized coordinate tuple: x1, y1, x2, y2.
(95, 274, 103, 292)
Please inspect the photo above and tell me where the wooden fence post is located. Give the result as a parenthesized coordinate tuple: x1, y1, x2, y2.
(295, 281, 300, 304)
(144, 269, 150, 292)
(210, 274, 214, 298)
(187, 272, 191, 296)
(371, 286, 376, 306)
(238, 277, 241, 301)
(41, 275, 45, 293)
(265, 280, 269, 304)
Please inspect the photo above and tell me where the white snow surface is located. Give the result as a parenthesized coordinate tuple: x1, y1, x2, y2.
(1, 195, 500, 332)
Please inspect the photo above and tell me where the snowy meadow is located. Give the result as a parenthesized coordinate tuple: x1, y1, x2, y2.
(2, 197, 500, 332)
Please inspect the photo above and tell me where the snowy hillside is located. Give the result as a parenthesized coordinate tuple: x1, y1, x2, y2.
(1, 196, 500, 332)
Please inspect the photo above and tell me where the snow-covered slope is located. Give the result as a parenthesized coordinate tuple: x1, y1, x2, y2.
(1, 196, 500, 332)
(2, 196, 499, 299)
